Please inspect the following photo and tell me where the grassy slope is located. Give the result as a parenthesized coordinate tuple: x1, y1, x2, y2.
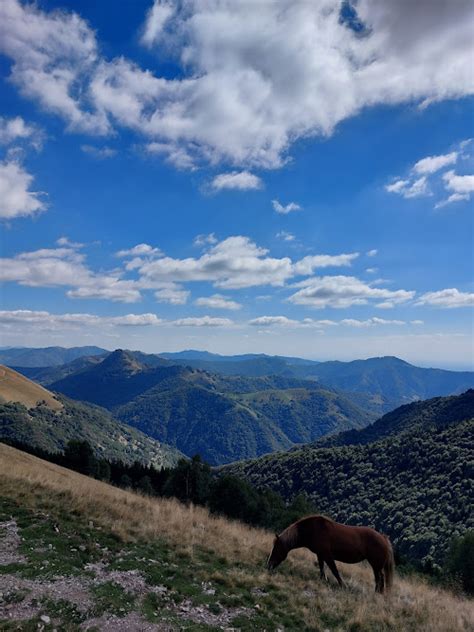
(0, 365, 63, 411)
(0, 444, 472, 632)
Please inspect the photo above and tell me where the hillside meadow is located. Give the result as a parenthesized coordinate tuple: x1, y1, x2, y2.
(0, 443, 472, 631)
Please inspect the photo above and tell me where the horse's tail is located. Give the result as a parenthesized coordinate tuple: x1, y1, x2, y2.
(383, 537, 395, 591)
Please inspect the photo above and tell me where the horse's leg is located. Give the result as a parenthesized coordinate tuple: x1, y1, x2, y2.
(325, 557, 344, 588)
(372, 565, 385, 594)
(316, 554, 327, 581)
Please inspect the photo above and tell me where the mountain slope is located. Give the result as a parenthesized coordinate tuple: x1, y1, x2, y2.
(0, 345, 107, 367)
(45, 349, 375, 464)
(1, 444, 471, 632)
(318, 389, 474, 446)
(0, 365, 63, 411)
(224, 391, 474, 569)
(0, 366, 181, 468)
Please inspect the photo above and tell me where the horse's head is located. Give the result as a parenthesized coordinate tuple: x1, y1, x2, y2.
(266, 534, 288, 571)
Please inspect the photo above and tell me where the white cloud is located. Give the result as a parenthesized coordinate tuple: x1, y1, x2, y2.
(366, 249, 378, 257)
(66, 280, 141, 303)
(386, 140, 473, 207)
(413, 151, 457, 174)
(0, 0, 108, 135)
(288, 275, 414, 309)
(0, 309, 161, 327)
(272, 199, 301, 214)
(116, 243, 162, 258)
(56, 236, 84, 248)
(0, 160, 46, 219)
(249, 315, 300, 327)
(140, 0, 174, 48)
(0, 116, 42, 149)
(155, 287, 189, 305)
(340, 317, 405, 327)
(172, 316, 234, 327)
(195, 294, 242, 310)
(210, 171, 262, 191)
(194, 233, 217, 247)
(249, 315, 409, 328)
(136, 235, 357, 290)
(81, 144, 117, 158)
(0, 245, 142, 303)
(435, 170, 474, 207)
(385, 176, 428, 199)
(2, 0, 472, 170)
(416, 288, 474, 308)
(366, 267, 377, 274)
(276, 231, 295, 242)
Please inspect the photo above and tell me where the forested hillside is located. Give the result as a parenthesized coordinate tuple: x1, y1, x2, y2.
(225, 391, 474, 571)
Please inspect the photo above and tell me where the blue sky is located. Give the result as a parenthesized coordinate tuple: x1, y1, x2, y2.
(0, 0, 473, 369)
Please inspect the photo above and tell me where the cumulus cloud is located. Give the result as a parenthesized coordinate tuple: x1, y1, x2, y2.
(366, 249, 378, 257)
(435, 170, 474, 208)
(195, 294, 242, 310)
(415, 288, 474, 308)
(140, 0, 174, 48)
(272, 200, 301, 214)
(0, 116, 43, 149)
(1, 0, 472, 170)
(249, 315, 300, 327)
(0, 0, 107, 134)
(385, 140, 473, 207)
(249, 315, 410, 328)
(385, 176, 428, 198)
(172, 316, 234, 327)
(288, 275, 414, 309)
(0, 245, 142, 302)
(194, 233, 217, 247)
(0, 160, 46, 219)
(0, 309, 161, 327)
(155, 287, 189, 305)
(116, 243, 162, 258)
(136, 236, 358, 290)
(413, 151, 458, 174)
(210, 171, 262, 191)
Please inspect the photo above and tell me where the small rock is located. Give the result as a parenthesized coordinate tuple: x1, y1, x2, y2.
(88, 521, 94, 528)
(79, 545, 86, 552)
(40, 614, 51, 624)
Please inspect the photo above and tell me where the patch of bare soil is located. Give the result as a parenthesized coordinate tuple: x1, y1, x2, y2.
(0, 520, 26, 565)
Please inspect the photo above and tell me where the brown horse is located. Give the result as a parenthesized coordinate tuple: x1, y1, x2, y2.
(267, 515, 394, 593)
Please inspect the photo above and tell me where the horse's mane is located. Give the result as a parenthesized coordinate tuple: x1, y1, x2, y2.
(279, 514, 334, 549)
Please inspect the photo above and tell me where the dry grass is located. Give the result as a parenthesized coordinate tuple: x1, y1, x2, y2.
(0, 443, 472, 631)
(0, 365, 62, 410)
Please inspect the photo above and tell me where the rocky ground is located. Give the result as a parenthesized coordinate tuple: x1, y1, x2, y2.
(0, 501, 289, 631)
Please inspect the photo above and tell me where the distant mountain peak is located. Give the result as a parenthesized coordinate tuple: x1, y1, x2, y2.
(100, 349, 144, 374)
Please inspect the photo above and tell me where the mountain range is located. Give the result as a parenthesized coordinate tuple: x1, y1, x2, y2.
(40, 349, 374, 464)
(0, 346, 107, 367)
(7, 346, 473, 465)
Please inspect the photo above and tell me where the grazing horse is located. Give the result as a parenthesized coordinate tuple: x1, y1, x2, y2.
(267, 515, 394, 593)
